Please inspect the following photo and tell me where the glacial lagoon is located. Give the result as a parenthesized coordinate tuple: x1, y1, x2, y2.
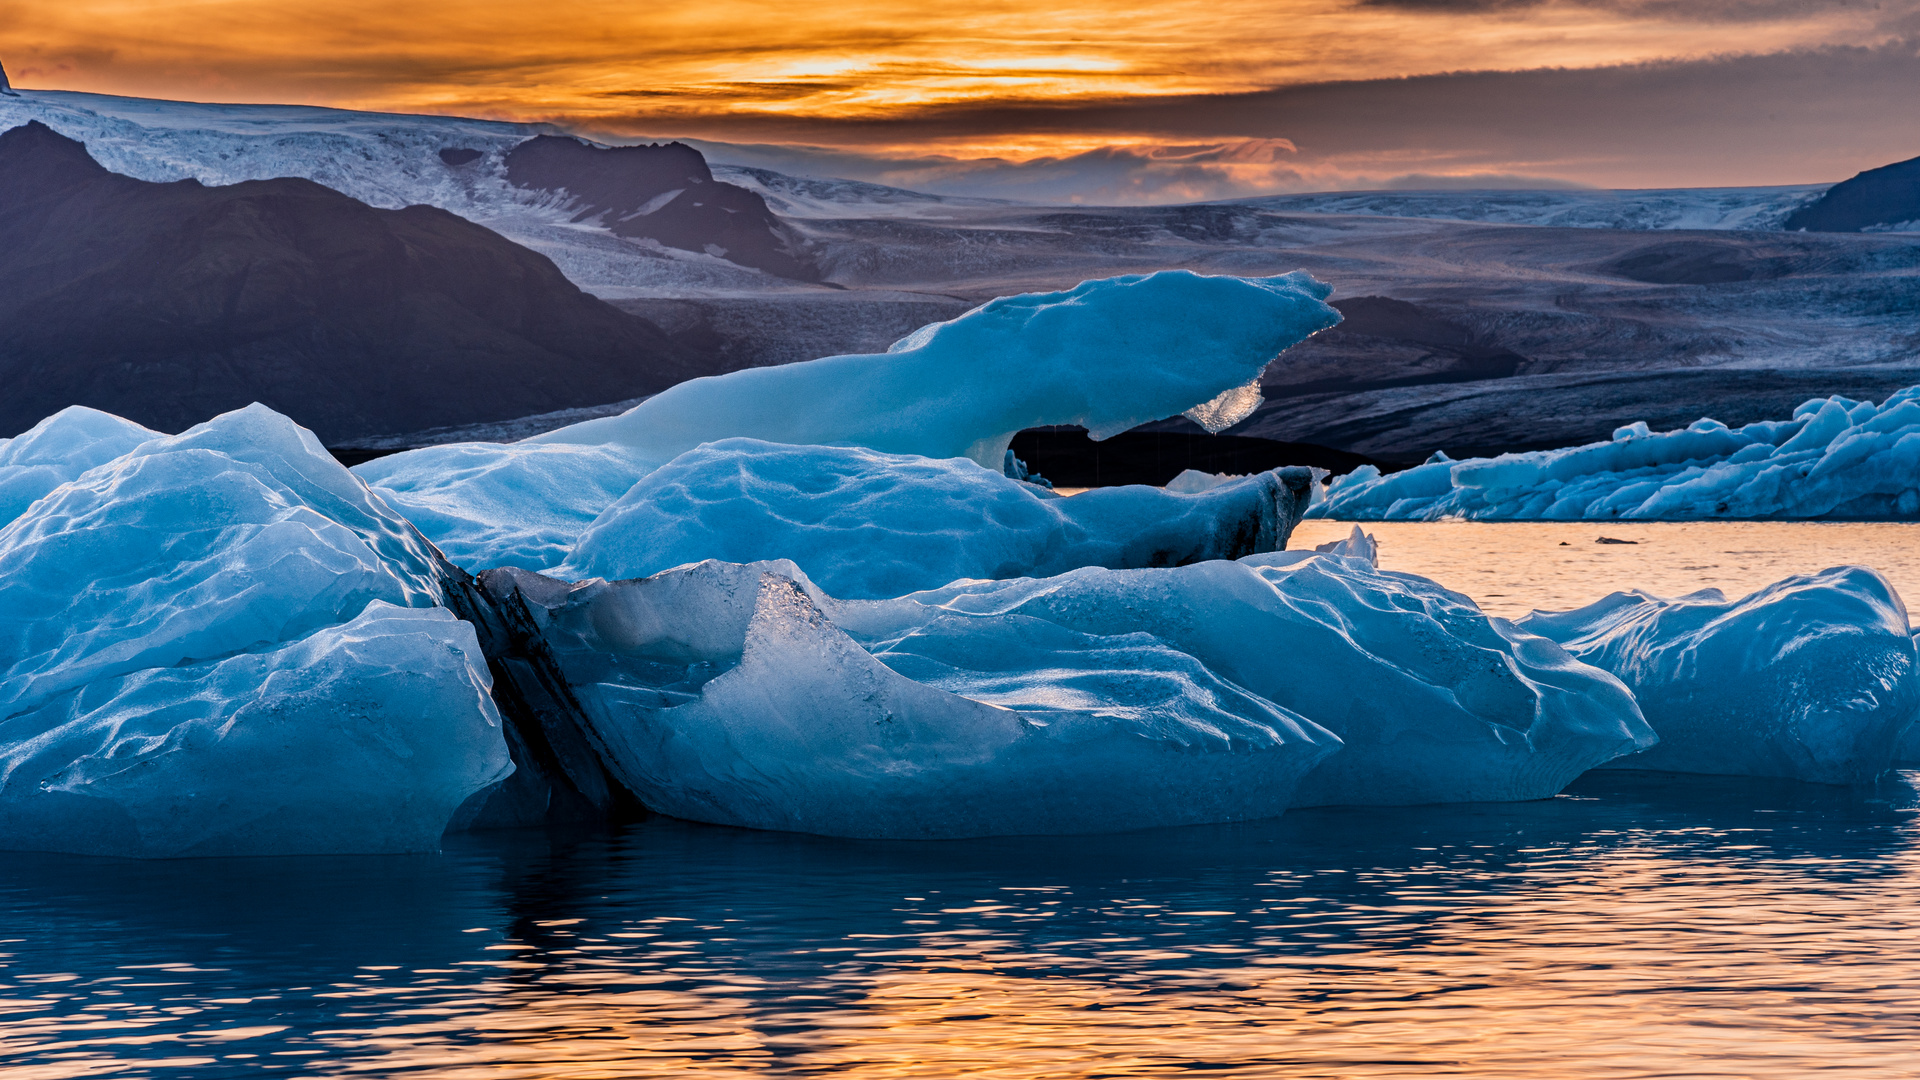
(6, 521, 1920, 1079)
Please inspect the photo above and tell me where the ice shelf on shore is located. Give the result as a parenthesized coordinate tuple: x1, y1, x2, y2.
(557, 439, 1314, 598)
(1519, 568, 1920, 784)
(1316, 388, 1920, 521)
(360, 271, 1340, 574)
(0, 405, 511, 857)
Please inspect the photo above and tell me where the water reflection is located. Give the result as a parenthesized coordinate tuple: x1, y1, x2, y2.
(6, 772, 1920, 1077)
(1287, 520, 1920, 619)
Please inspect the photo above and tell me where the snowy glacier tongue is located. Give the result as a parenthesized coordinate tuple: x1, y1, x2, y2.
(1519, 567, 1920, 784)
(1317, 388, 1920, 521)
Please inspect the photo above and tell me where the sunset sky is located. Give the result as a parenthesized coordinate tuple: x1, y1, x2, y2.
(4, 0, 1919, 201)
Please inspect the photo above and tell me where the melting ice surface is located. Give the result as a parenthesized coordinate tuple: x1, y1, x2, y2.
(1317, 387, 1920, 521)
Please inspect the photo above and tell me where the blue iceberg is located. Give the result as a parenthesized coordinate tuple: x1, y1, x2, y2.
(558, 439, 1313, 599)
(1519, 567, 1920, 784)
(359, 270, 1341, 573)
(1317, 389, 1920, 521)
(0, 405, 512, 856)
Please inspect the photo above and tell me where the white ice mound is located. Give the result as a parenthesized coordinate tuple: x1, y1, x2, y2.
(556, 439, 1313, 598)
(0, 404, 512, 855)
(0, 603, 510, 858)
(1518, 567, 1920, 784)
(1316, 388, 1920, 521)
(835, 554, 1653, 807)
(489, 560, 1339, 838)
(0, 406, 162, 527)
(529, 270, 1340, 467)
(353, 440, 655, 573)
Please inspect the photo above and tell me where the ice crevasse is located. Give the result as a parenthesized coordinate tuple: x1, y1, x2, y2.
(1315, 388, 1920, 521)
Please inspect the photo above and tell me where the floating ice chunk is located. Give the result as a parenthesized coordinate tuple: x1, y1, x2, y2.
(1313, 525, 1379, 563)
(354, 440, 654, 572)
(0, 404, 511, 855)
(1519, 567, 1920, 783)
(530, 271, 1340, 468)
(556, 439, 1314, 598)
(1316, 387, 1920, 521)
(0, 406, 161, 527)
(828, 555, 1653, 806)
(1165, 469, 1243, 494)
(482, 560, 1338, 838)
(0, 405, 444, 719)
(0, 602, 511, 858)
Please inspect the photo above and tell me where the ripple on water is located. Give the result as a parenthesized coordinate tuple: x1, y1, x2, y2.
(4, 772, 1920, 1078)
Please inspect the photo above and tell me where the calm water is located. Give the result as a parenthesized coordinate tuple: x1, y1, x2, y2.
(7, 774, 1920, 1078)
(9, 522, 1920, 1078)
(1290, 519, 1920, 619)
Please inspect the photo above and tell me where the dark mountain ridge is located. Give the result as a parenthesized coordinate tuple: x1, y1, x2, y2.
(503, 135, 820, 281)
(0, 121, 705, 443)
(1783, 153, 1920, 233)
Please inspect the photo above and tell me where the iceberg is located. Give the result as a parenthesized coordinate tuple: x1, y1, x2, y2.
(527, 270, 1340, 466)
(840, 553, 1653, 807)
(0, 603, 510, 859)
(0, 405, 512, 856)
(558, 439, 1315, 598)
(471, 547, 1649, 837)
(0, 406, 161, 528)
(1519, 567, 1920, 784)
(1316, 388, 1920, 521)
(359, 270, 1341, 574)
(480, 560, 1340, 838)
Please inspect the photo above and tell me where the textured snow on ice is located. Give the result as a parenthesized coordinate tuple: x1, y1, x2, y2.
(0, 406, 161, 527)
(556, 439, 1312, 597)
(493, 559, 1340, 838)
(0, 404, 509, 855)
(1317, 388, 1920, 521)
(1520, 567, 1920, 783)
(530, 270, 1339, 465)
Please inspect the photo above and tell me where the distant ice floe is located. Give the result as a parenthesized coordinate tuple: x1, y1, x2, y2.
(1522, 568, 1920, 784)
(1316, 388, 1920, 521)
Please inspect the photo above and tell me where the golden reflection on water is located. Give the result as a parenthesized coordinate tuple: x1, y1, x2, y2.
(14, 786, 1920, 1079)
(1290, 520, 1920, 620)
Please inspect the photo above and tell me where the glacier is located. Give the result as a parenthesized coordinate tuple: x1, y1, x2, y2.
(1519, 568, 1920, 784)
(361, 270, 1341, 574)
(558, 439, 1314, 599)
(1316, 388, 1920, 521)
(0, 405, 512, 856)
